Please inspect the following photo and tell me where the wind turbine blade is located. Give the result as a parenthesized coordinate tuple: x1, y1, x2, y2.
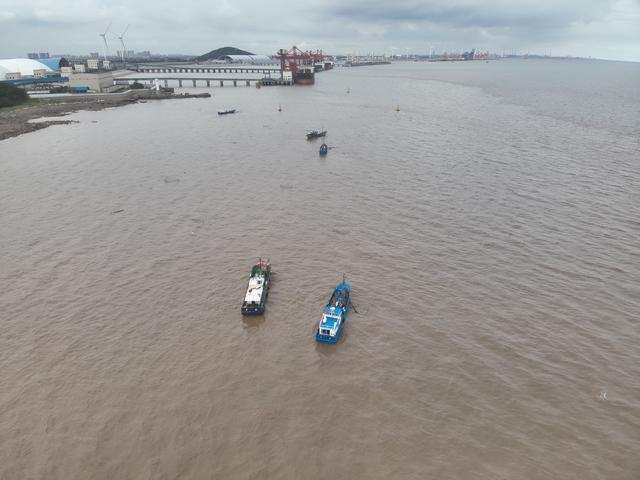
(103, 21, 112, 35)
(122, 24, 129, 37)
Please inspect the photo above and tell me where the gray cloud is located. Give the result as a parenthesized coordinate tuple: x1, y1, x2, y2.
(0, 0, 638, 61)
(327, 0, 608, 28)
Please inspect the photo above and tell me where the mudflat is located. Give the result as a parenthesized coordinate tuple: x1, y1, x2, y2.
(0, 91, 210, 141)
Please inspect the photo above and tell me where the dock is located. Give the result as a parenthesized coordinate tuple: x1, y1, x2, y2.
(136, 65, 281, 75)
(114, 76, 292, 88)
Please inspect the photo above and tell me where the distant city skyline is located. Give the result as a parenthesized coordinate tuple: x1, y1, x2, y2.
(1, 0, 639, 62)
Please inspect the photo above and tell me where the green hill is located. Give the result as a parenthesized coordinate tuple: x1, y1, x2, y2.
(196, 47, 255, 61)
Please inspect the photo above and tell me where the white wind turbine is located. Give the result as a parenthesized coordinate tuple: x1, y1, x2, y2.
(117, 25, 129, 64)
(99, 22, 112, 60)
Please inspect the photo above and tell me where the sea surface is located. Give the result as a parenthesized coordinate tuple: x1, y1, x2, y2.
(1, 59, 639, 479)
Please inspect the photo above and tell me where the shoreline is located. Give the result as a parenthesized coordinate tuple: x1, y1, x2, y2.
(0, 90, 210, 142)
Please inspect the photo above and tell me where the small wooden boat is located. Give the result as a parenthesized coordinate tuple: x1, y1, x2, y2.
(306, 130, 327, 140)
(319, 143, 328, 156)
(218, 109, 236, 115)
(241, 259, 271, 315)
(316, 274, 350, 343)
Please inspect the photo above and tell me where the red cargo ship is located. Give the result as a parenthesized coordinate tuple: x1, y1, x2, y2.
(294, 67, 315, 85)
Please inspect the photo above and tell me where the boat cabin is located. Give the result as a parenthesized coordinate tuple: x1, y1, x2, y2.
(319, 306, 342, 337)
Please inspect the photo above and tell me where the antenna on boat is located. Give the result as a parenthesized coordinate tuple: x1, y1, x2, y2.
(342, 272, 346, 285)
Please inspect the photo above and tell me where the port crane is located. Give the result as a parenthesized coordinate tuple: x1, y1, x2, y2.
(275, 47, 331, 72)
(276, 46, 314, 76)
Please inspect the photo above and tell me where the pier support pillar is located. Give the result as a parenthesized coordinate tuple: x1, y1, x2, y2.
(220, 80, 224, 87)
(233, 80, 237, 87)
(178, 80, 182, 87)
(246, 80, 250, 86)
(206, 80, 210, 87)
(192, 79, 196, 87)
(164, 79, 168, 88)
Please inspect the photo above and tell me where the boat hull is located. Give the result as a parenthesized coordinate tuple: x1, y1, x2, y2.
(293, 70, 315, 85)
(241, 304, 265, 315)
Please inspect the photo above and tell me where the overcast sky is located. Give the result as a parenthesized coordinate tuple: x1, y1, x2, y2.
(1, 0, 639, 61)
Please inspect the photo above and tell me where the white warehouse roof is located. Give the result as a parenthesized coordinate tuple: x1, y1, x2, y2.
(222, 54, 274, 64)
(0, 58, 53, 80)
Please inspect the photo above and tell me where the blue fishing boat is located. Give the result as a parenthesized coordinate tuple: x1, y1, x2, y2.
(319, 143, 328, 156)
(316, 274, 350, 343)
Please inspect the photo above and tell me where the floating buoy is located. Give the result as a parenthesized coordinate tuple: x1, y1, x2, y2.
(278, 104, 282, 112)
(396, 104, 400, 112)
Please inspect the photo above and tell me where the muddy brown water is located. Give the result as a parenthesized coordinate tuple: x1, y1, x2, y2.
(1, 59, 639, 479)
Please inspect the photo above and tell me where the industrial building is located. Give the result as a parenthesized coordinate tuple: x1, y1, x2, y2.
(0, 57, 118, 92)
(0, 58, 67, 80)
(27, 52, 50, 59)
(68, 71, 115, 93)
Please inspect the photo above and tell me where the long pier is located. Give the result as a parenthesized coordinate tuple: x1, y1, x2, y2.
(136, 65, 281, 75)
(114, 77, 291, 88)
